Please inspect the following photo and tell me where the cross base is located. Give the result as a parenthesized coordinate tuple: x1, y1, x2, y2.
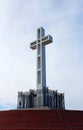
(17, 88, 65, 110)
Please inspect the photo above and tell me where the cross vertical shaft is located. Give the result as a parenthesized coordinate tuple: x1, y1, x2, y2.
(30, 27, 53, 90)
(37, 27, 46, 90)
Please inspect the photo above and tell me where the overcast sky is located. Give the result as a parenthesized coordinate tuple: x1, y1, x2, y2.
(0, 0, 83, 110)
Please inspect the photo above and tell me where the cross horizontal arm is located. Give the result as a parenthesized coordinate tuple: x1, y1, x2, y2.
(30, 40, 37, 50)
(30, 35, 53, 50)
(42, 35, 53, 45)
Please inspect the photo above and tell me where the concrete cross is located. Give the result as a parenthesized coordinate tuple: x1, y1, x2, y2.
(30, 27, 53, 90)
